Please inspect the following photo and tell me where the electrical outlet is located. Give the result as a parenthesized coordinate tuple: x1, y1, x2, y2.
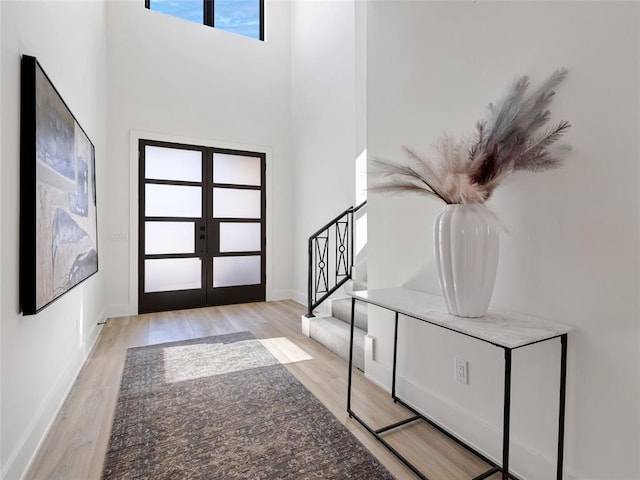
(454, 358, 468, 384)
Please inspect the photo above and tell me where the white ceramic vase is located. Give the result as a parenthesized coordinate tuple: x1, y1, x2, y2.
(433, 204, 499, 318)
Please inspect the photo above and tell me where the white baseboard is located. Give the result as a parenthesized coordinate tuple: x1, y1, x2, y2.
(267, 289, 294, 302)
(3, 318, 103, 480)
(103, 291, 297, 319)
(103, 292, 300, 320)
(290, 289, 306, 307)
(363, 342, 580, 480)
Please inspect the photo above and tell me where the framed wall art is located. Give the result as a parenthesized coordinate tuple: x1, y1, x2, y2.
(20, 55, 98, 315)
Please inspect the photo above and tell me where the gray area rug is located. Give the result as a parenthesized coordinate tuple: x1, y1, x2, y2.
(102, 331, 394, 479)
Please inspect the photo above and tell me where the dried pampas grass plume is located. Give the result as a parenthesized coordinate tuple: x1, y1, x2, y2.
(369, 69, 572, 205)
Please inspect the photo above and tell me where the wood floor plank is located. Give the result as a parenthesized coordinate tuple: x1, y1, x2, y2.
(25, 300, 496, 480)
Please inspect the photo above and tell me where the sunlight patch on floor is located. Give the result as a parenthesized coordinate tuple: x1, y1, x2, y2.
(161, 337, 313, 384)
(259, 337, 314, 364)
(162, 341, 278, 383)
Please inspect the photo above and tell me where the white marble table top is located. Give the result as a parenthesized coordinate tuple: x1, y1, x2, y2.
(349, 288, 573, 349)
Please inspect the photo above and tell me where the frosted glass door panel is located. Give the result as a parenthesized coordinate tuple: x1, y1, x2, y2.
(146, 184, 202, 218)
(213, 188, 261, 218)
(145, 258, 201, 293)
(219, 223, 261, 252)
(139, 139, 266, 311)
(213, 256, 261, 287)
(145, 146, 202, 182)
(145, 222, 194, 254)
(213, 153, 261, 186)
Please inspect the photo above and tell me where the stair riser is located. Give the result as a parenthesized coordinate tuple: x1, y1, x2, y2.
(308, 317, 365, 371)
(331, 298, 368, 330)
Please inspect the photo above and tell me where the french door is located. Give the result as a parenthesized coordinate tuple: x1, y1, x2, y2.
(138, 139, 266, 314)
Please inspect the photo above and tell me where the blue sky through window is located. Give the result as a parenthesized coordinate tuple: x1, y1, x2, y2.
(149, 0, 261, 40)
(215, 0, 260, 40)
(149, 0, 203, 24)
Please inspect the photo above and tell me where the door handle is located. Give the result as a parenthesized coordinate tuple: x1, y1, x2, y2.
(196, 222, 206, 254)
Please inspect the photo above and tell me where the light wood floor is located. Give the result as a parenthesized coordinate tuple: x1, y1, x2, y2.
(25, 300, 500, 480)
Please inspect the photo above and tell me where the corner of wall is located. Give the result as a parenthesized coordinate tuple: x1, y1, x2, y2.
(2, 320, 103, 480)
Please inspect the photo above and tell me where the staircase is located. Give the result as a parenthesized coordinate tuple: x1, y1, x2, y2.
(306, 283, 368, 370)
(302, 202, 368, 370)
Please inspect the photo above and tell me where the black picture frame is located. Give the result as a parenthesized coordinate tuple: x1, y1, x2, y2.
(20, 55, 99, 315)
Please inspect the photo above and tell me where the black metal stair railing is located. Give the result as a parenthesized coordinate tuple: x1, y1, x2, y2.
(306, 201, 366, 317)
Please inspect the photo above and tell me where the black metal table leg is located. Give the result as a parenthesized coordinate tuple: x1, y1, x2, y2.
(344, 292, 567, 480)
(347, 296, 356, 414)
(392, 311, 399, 400)
(502, 348, 512, 480)
(557, 334, 568, 479)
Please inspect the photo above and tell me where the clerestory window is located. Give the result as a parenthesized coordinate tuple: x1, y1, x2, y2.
(146, 0, 264, 41)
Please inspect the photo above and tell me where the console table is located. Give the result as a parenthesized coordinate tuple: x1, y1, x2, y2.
(346, 288, 572, 480)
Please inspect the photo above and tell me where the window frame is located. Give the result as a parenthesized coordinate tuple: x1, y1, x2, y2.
(145, 0, 265, 41)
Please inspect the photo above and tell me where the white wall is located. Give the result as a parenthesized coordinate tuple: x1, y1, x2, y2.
(105, 0, 293, 314)
(0, 0, 3, 468)
(366, 2, 639, 479)
(291, 0, 365, 302)
(0, 1, 4, 472)
(0, 1, 108, 478)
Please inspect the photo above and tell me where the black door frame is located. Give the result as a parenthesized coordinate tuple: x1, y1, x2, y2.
(138, 139, 266, 314)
